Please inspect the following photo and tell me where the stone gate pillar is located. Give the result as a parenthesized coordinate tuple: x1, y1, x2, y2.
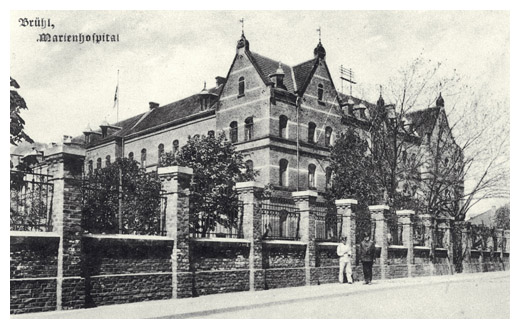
(236, 181, 264, 291)
(158, 166, 192, 298)
(369, 205, 390, 280)
(419, 214, 435, 276)
(45, 144, 85, 310)
(335, 199, 357, 264)
(292, 190, 318, 285)
(396, 210, 415, 278)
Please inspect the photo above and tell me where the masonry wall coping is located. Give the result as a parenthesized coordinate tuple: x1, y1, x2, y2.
(388, 245, 408, 249)
(44, 143, 86, 158)
(84, 233, 174, 241)
(413, 246, 431, 250)
(191, 238, 250, 248)
(10, 231, 60, 238)
(235, 181, 264, 190)
(335, 199, 358, 206)
(263, 240, 307, 247)
(368, 205, 390, 211)
(396, 210, 415, 216)
(157, 166, 193, 176)
(291, 190, 318, 198)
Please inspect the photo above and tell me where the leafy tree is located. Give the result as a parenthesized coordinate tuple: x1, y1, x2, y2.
(494, 204, 510, 230)
(10, 77, 33, 146)
(82, 158, 162, 235)
(326, 128, 379, 207)
(160, 133, 256, 237)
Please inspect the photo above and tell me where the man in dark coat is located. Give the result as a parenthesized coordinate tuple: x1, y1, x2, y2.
(359, 232, 376, 284)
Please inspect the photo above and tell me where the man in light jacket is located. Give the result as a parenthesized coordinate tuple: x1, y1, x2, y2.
(360, 232, 376, 284)
(337, 236, 353, 284)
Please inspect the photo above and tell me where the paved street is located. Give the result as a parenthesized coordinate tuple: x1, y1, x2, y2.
(12, 271, 509, 319)
(193, 274, 509, 319)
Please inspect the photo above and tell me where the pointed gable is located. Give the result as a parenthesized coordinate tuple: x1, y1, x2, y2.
(292, 58, 317, 93)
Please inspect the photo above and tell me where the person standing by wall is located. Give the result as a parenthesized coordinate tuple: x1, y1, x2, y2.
(360, 232, 376, 284)
(337, 236, 353, 284)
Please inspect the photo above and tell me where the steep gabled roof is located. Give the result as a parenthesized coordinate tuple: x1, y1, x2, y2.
(405, 107, 441, 137)
(248, 52, 296, 93)
(292, 58, 317, 93)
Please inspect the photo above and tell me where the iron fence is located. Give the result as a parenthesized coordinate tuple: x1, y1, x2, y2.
(434, 226, 448, 249)
(261, 199, 300, 240)
(412, 222, 426, 246)
(10, 171, 54, 232)
(355, 216, 375, 244)
(314, 210, 343, 242)
(81, 175, 167, 236)
(190, 201, 244, 238)
(387, 217, 403, 246)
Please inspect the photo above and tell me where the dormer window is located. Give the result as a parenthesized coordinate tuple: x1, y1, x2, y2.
(238, 77, 245, 97)
(317, 83, 324, 104)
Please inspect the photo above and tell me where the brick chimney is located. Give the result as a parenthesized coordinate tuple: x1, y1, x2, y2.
(149, 102, 160, 110)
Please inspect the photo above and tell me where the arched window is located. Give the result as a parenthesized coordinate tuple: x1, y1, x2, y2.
(411, 153, 416, 164)
(279, 115, 288, 138)
(308, 164, 316, 189)
(238, 77, 245, 96)
(88, 160, 93, 175)
(325, 126, 333, 146)
(105, 155, 111, 167)
(208, 130, 215, 138)
(325, 167, 332, 189)
(172, 140, 179, 153)
(128, 152, 134, 161)
(444, 157, 449, 167)
(317, 83, 324, 102)
(141, 148, 147, 168)
(230, 121, 238, 143)
(308, 122, 316, 143)
(158, 144, 164, 164)
(245, 117, 254, 141)
(279, 159, 288, 187)
(245, 160, 254, 175)
(96, 158, 102, 169)
(402, 150, 407, 165)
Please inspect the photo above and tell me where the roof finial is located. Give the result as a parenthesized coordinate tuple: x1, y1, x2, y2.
(240, 18, 245, 36)
(316, 26, 322, 43)
(204, 81, 207, 89)
(379, 84, 383, 97)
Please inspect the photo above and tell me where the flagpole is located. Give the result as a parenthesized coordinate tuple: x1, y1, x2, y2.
(117, 69, 120, 123)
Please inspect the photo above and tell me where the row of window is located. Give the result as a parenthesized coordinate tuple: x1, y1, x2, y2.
(279, 159, 333, 190)
(228, 116, 334, 146)
(236, 76, 325, 104)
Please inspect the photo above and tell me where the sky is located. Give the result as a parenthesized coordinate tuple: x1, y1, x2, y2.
(9, 10, 510, 216)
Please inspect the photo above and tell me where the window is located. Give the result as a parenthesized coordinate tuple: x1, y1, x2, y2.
(128, 152, 134, 161)
(88, 160, 93, 175)
(173, 140, 179, 153)
(411, 153, 416, 164)
(279, 159, 288, 187)
(317, 83, 324, 102)
(158, 144, 164, 163)
(96, 158, 102, 169)
(245, 160, 254, 175)
(208, 130, 215, 138)
(325, 126, 333, 146)
(325, 167, 332, 189)
(444, 157, 449, 167)
(141, 148, 147, 168)
(238, 77, 245, 96)
(245, 117, 254, 141)
(279, 115, 288, 138)
(105, 155, 111, 167)
(230, 121, 238, 143)
(402, 150, 407, 165)
(308, 164, 316, 189)
(308, 122, 316, 143)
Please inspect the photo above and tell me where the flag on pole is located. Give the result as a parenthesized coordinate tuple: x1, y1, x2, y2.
(113, 85, 118, 108)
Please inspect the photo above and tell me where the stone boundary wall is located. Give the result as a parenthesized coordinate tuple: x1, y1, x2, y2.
(9, 150, 512, 314)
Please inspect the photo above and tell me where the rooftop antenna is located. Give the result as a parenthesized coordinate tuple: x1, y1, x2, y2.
(340, 65, 357, 96)
(239, 18, 245, 35)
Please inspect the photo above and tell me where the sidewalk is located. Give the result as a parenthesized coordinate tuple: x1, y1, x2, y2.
(12, 271, 509, 319)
